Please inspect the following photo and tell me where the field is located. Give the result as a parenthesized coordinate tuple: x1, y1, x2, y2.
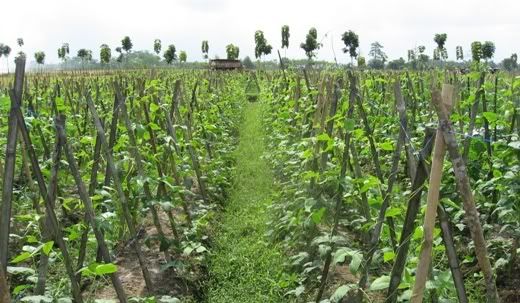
(0, 57, 519, 303)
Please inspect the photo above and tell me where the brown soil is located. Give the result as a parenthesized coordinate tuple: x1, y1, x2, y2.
(89, 208, 200, 301)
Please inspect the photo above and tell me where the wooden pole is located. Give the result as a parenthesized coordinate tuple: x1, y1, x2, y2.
(0, 55, 25, 271)
(432, 91, 499, 303)
(411, 84, 454, 302)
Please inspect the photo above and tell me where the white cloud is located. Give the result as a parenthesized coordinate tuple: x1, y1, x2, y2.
(0, 0, 519, 71)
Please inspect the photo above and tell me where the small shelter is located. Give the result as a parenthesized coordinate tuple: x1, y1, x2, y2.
(209, 59, 242, 70)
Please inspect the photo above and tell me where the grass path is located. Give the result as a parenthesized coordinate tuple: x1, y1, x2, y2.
(206, 102, 285, 303)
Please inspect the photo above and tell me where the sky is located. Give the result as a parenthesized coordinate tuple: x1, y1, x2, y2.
(0, 0, 519, 71)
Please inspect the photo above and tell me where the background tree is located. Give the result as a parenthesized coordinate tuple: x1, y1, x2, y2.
(254, 30, 272, 59)
(17, 38, 24, 47)
(77, 48, 92, 69)
(433, 33, 448, 61)
(417, 45, 429, 64)
(121, 36, 133, 53)
(115, 47, 123, 63)
(341, 30, 359, 64)
(100, 44, 111, 65)
(58, 43, 70, 63)
(164, 44, 177, 64)
(0, 44, 12, 73)
(281, 25, 290, 49)
(368, 41, 387, 64)
(387, 57, 406, 70)
(201, 40, 209, 59)
(471, 41, 483, 62)
(501, 53, 518, 71)
(242, 56, 255, 69)
(482, 41, 495, 61)
(456, 46, 464, 61)
(179, 51, 187, 63)
(407, 49, 416, 62)
(226, 44, 240, 60)
(153, 39, 162, 55)
(34, 51, 45, 70)
(300, 27, 320, 60)
(357, 56, 366, 68)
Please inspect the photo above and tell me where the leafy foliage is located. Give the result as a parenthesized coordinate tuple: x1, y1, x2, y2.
(281, 25, 290, 49)
(300, 27, 320, 60)
(226, 44, 240, 60)
(254, 30, 272, 59)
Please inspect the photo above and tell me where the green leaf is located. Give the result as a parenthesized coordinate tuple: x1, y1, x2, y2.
(158, 296, 181, 303)
(150, 102, 160, 113)
(21, 295, 53, 303)
(331, 284, 354, 302)
(13, 284, 31, 295)
(385, 207, 401, 218)
(42, 241, 54, 256)
(383, 251, 395, 262)
(508, 141, 520, 150)
(317, 133, 331, 142)
(379, 141, 394, 151)
(7, 266, 35, 275)
(11, 252, 32, 264)
(344, 118, 355, 131)
(94, 263, 118, 275)
(349, 252, 362, 274)
(311, 207, 326, 224)
(482, 111, 498, 123)
(369, 275, 390, 291)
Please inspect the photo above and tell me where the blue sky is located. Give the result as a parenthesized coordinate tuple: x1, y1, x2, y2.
(0, 0, 519, 70)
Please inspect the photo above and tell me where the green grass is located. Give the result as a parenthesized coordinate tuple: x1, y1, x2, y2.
(206, 102, 285, 303)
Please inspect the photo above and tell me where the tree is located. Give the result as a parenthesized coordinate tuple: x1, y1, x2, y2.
(0, 44, 12, 73)
(100, 44, 111, 65)
(501, 53, 518, 71)
(357, 56, 366, 68)
(121, 36, 133, 53)
(164, 44, 177, 64)
(369, 41, 387, 62)
(201, 40, 209, 59)
(34, 51, 45, 65)
(77, 49, 92, 65)
(407, 49, 416, 62)
(17, 38, 24, 47)
(179, 51, 187, 63)
(434, 33, 447, 49)
(115, 47, 123, 63)
(433, 33, 448, 61)
(387, 57, 406, 70)
(281, 25, 290, 49)
(58, 43, 70, 62)
(226, 44, 240, 60)
(456, 46, 464, 61)
(417, 46, 429, 64)
(341, 30, 359, 64)
(254, 30, 272, 59)
(242, 56, 255, 69)
(482, 41, 495, 61)
(471, 41, 483, 62)
(300, 27, 320, 60)
(153, 39, 161, 55)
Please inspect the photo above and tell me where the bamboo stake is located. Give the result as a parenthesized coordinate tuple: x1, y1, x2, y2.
(0, 56, 25, 271)
(386, 128, 436, 303)
(0, 261, 10, 303)
(432, 92, 499, 303)
(87, 94, 154, 293)
(411, 84, 454, 302)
